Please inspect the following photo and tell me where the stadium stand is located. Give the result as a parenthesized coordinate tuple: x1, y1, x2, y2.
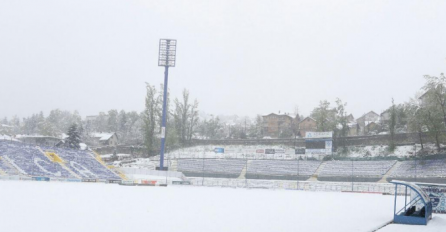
(388, 159, 446, 183)
(177, 159, 246, 178)
(42, 146, 120, 180)
(0, 157, 19, 175)
(246, 160, 321, 180)
(318, 160, 396, 182)
(0, 140, 120, 180)
(0, 140, 74, 178)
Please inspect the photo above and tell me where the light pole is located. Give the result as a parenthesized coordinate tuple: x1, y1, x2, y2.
(158, 39, 177, 170)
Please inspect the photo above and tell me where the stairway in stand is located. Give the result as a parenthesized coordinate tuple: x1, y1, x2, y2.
(238, 160, 251, 179)
(378, 161, 401, 183)
(170, 160, 178, 172)
(307, 161, 327, 181)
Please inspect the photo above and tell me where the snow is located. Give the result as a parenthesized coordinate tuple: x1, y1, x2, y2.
(162, 144, 420, 159)
(0, 135, 19, 141)
(90, 132, 115, 141)
(79, 143, 87, 150)
(379, 215, 446, 232)
(0, 180, 414, 232)
(129, 174, 182, 183)
(340, 145, 419, 158)
(101, 153, 131, 158)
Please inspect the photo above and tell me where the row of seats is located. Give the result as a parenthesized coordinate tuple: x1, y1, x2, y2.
(40, 145, 119, 179)
(247, 160, 321, 177)
(0, 141, 73, 178)
(0, 140, 120, 180)
(319, 161, 396, 177)
(391, 159, 446, 178)
(177, 159, 246, 175)
(176, 158, 446, 179)
(0, 157, 19, 175)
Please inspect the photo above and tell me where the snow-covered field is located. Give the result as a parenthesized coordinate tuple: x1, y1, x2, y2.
(379, 217, 446, 232)
(1, 180, 443, 232)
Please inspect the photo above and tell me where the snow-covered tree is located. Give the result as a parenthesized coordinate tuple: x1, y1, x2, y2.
(174, 89, 199, 145)
(311, 100, 337, 132)
(143, 83, 161, 155)
(66, 124, 81, 149)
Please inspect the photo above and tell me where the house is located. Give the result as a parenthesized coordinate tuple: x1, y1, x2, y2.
(418, 90, 432, 106)
(347, 122, 359, 136)
(298, 117, 317, 138)
(262, 113, 296, 138)
(356, 111, 379, 135)
(0, 124, 14, 135)
(380, 110, 390, 123)
(365, 121, 379, 134)
(347, 114, 355, 122)
(89, 132, 118, 147)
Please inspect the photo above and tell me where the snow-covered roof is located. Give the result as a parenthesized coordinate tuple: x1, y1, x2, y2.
(299, 117, 316, 123)
(91, 132, 116, 141)
(0, 124, 13, 128)
(0, 134, 20, 141)
(80, 143, 87, 150)
(357, 111, 379, 120)
(16, 134, 62, 140)
(262, 113, 293, 119)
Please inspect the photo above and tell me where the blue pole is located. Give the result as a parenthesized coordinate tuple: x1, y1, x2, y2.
(394, 184, 397, 216)
(159, 66, 169, 170)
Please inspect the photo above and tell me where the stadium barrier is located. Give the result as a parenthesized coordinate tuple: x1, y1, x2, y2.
(0, 175, 21, 181)
(120, 180, 136, 186)
(134, 180, 157, 186)
(32, 176, 50, 181)
(172, 181, 191, 185)
(82, 179, 97, 183)
(187, 177, 409, 195)
(106, 179, 122, 184)
(415, 183, 446, 214)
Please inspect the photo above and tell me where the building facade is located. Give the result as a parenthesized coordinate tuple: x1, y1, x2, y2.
(262, 113, 295, 138)
(298, 117, 317, 138)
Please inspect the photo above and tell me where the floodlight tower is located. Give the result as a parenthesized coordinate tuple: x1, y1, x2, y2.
(158, 39, 177, 170)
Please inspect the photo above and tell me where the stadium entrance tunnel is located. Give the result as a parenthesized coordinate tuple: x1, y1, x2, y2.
(391, 180, 432, 225)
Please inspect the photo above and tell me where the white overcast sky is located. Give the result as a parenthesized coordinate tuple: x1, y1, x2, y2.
(1, 0, 445, 120)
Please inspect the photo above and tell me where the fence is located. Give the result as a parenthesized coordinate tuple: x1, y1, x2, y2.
(186, 177, 406, 194)
(160, 157, 446, 184)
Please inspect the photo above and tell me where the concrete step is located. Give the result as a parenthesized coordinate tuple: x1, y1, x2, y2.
(378, 161, 401, 183)
(170, 160, 178, 172)
(307, 161, 327, 181)
(238, 160, 251, 179)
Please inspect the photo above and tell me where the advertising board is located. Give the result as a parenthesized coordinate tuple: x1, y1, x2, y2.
(32, 177, 50, 181)
(305, 131, 333, 138)
(265, 149, 275, 154)
(418, 185, 446, 214)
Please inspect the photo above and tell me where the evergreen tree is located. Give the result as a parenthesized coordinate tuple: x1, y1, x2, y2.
(66, 124, 81, 149)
